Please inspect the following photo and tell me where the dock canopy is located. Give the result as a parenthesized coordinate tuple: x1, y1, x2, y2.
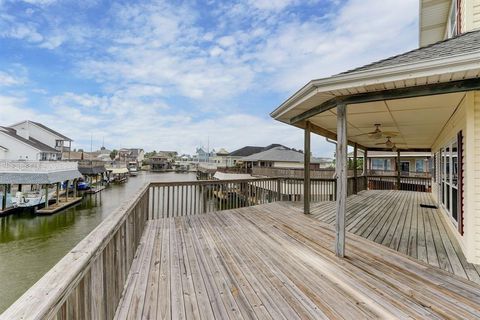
(108, 167, 129, 174)
(0, 161, 82, 184)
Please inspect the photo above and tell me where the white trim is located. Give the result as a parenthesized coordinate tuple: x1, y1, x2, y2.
(271, 50, 480, 119)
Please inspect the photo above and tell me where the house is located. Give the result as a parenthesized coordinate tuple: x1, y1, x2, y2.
(117, 148, 145, 165)
(148, 151, 177, 171)
(9, 120, 72, 155)
(193, 147, 214, 163)
(242, 146, 331, 169)
(271, 2, 480, 262)
(226, 144, 285, 167)
(0, 120, 73, 160)
(210, 148, 230, 167)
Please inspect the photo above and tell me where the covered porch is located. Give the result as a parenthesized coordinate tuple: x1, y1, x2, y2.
(271, 31, 480, 262)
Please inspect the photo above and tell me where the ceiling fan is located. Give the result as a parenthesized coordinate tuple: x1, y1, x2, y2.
(353, 124, 399, 140)
(375, 137, 406, 151)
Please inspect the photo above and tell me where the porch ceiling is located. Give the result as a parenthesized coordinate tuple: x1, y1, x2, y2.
(308, 92, 465, 150)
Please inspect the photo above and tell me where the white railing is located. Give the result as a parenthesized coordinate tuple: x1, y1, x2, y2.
(0, 160, 78, 172)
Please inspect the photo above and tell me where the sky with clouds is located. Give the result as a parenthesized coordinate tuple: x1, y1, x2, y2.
(0, 0, 419, 156)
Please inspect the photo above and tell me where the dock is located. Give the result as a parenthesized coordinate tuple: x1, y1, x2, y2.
(36, 197, 83, 215)
(84, 185, 106, 194)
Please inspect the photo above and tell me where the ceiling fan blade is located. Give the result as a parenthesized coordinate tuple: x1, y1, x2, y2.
(382, 131, 400, 136)
(351, 132, 375, 137)
(374, 142, 386, 145)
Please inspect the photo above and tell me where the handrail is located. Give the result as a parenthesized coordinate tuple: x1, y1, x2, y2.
(0, 183, 150, 320)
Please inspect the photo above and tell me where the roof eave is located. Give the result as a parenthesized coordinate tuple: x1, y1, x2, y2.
(271, 51, 480, 121)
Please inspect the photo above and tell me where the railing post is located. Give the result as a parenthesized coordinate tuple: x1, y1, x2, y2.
(277, 178, 282, 201)
(353, 143, 358, 194)
(397, 150, 401, 190)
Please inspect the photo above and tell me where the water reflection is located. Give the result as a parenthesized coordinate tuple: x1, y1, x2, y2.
(0, 171, 196, 313)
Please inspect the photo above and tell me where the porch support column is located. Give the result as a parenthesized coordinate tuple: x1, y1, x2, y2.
(397, 150, 401, 190)
(65, 180, 69, 201)
(56, 182, 60, 205)
(73, 179, 77, 198)
(2, 185, 6, 211)
(363, 149, 368, 190)
(353, 143, 358, 194)
(45, 184, 49, 209)
(304, 121, 311, 214)
(335, 103, 347, 258)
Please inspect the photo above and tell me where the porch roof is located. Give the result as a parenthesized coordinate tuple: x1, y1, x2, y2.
(271, 30, 480, 151)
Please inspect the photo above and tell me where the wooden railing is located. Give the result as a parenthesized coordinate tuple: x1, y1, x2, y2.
(367, 175, 432, 192)
(1, 174, 431, 319)
(0, 184, 150, 320)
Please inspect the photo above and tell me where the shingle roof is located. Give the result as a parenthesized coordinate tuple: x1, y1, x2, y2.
(30, 121, 72, 141)
(241, 146, 328, 164)
(228, 144, 284, 157)
(0, 126, 59, 153)
(341, 29, 480, 75)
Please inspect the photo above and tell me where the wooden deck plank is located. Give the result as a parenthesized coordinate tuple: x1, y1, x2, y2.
(313, 190, 480, 283)
(115, 194, 480, 320)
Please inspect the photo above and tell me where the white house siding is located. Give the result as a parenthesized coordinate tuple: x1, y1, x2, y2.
(0, 132, 41, 160)
(10, 122, 58, 148)
(470, 91, 480, 263)
(431, 93, 469, 258)
(473, 0, 480, 29)
(273, 161, 304, 169)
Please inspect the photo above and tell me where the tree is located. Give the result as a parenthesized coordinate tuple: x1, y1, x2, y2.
(110, 149, 118, 160)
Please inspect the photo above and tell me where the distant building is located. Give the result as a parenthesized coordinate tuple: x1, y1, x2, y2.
(210, 148, 230, 167)
(194, 147, 214, 163)
(241, 146, 331, 169)
(226, 144, 285, 167)
(117, 148, 145, 165)
(149, 151, 177, 171)
(0, 120, 72, 161)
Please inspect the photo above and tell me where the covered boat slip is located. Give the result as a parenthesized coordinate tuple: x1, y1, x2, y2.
(116, 202, 480, 319)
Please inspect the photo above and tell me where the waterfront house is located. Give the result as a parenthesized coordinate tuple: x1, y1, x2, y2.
(117, 148, 144, 165)
(148, 151, 176, 171)
(226, 144, 285, 167)
(271, 1, 480, 262)
(242, 146, 331, 170)
(9, 120, 72, 157)
(193, 147, 214, 163)
(0, 126, 61, 161)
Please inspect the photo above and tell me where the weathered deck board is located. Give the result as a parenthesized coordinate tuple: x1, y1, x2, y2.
(115, 200, 480, 319)
(309, 190, 480, 284)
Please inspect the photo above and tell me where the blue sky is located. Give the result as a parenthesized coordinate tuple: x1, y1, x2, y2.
(0, 0, 418, 156)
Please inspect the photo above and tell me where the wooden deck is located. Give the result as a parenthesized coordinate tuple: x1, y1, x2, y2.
(115, 201, 480, 319)
(306, 190, 480, 284)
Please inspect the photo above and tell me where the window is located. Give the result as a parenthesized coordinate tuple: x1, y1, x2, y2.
(371, 159, 391, 171)
(440, 139, 459, 225)
(415, 159, 424, 173)
(447, 0, 461, 38)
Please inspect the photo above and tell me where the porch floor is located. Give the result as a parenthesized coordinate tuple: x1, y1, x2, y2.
(115, 201, 480, 319)
(307, 190, 480, 284)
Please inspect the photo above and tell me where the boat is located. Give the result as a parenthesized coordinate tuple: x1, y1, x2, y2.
(175, 164, 189, 173)
(77, 181, 91, 191)
(12, 191, 52, 208)
(128, 167, 138, 177)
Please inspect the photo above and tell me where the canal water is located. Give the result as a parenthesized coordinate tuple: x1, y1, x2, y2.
(0, 171, 196, 313)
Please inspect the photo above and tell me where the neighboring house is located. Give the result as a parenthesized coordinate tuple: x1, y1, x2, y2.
(149, 151, 176, 171)
(271, 3, 480, 262)
(194, 147, 214, 163)
(9, 120, 72, 156)
(227, 144, 284, 167)
(0, 120, 73, 160)
(241, 146, 330, 169)
(210, 148, 230, 167)
(117, 148, 145, 165)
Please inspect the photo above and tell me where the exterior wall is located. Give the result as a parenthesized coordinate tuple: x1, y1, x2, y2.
(273, 161, 303, 169)
(430, 92, 480, 263)
(0, 132, 41, 160)
(10, 122, 58, 148)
